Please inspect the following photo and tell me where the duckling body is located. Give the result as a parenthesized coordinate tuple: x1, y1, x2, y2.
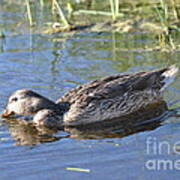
(2, 65, 179, 128)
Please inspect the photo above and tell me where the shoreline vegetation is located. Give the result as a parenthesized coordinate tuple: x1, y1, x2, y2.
(0, 0, 180, 51)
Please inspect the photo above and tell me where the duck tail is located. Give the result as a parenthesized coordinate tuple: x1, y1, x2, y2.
(160, 65, 179, 92)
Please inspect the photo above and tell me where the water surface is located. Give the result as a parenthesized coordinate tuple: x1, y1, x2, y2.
(0, 2, 180, 180)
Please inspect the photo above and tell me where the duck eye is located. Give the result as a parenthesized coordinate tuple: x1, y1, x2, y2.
(11, 97, 18, 102)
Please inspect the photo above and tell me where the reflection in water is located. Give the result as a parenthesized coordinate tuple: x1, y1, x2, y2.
(4, 100, 169, 145)
(7, 123, 64, 146)
(0, 36, 5, 53)
(4, 118, 67, 146)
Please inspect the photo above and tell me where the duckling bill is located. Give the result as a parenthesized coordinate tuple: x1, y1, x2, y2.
(2, 65, 179, 128)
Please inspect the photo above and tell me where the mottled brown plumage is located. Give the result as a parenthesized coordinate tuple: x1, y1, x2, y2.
(55, 67, 176, 125)
(2, 65, 178, 128)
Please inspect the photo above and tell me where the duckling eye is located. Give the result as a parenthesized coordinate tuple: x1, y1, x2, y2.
(11, 97, 18, 102)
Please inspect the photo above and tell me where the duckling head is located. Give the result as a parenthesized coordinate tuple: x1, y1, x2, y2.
(2, 89, 58, 118)
(33, 109, 63, 128)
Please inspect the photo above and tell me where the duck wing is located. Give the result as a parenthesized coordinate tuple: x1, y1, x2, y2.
(57, 66, 177, 105)
(56, 73, 129, 104)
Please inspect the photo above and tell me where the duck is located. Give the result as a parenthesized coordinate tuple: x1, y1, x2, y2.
(1, 65, 178, 128)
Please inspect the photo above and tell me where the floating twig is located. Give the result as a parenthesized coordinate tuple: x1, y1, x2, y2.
(66, 167, 91, 173)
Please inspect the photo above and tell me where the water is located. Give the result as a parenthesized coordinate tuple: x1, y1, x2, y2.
(0, 2, 180, 180)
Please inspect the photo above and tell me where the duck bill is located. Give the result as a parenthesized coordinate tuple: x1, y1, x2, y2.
(1, 109, 15, 118)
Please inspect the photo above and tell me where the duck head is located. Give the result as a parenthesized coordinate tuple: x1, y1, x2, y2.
(33, 109, 63, 128)
(2, 89, 58, 118)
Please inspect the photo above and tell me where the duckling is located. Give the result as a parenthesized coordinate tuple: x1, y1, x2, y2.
(2, 65, 178, 128)
(2, 89, 69, 117)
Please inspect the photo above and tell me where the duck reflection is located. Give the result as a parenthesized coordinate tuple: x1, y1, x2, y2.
(3, 100, 169, 145)
(5, 119, 66, 146)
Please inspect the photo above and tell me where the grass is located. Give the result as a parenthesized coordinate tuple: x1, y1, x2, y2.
(109, 0, 119, 20)
(3, 0, 180, 50)
(24, 0, 179, 28)
(154, 0, 179, 49)
(25, 0, 33, 26)
(51, 0, 70, 27)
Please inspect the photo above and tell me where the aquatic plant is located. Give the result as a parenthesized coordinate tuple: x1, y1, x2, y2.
(25, 0, 33, 26)
(154, 0, 179, 49)
(51, 0, 70, 27)
(2, 0, 179, 50)
(109, 0, 119, 20)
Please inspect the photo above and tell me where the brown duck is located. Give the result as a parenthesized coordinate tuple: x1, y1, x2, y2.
(2, 65, 178, 128)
